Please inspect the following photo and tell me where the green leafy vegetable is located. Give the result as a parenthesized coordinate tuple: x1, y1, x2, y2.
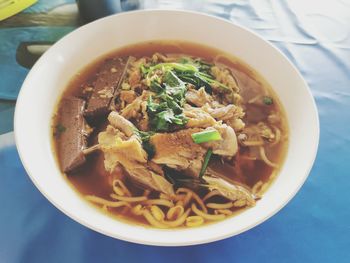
(150, 80, 163, 93)
(263, 96, 273, 105)
(191, 129, 222, 144)
(147, 70, 188, 132)
(175, 71, 213, 93)
(146, 62, 231, 93)
(199, 149, 213, 178)
(163, 70, 182, 87)
(194, 59, 212, 75)
(147, 99, 188, 132)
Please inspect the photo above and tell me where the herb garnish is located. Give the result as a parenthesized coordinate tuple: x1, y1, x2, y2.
(191, 129, 222, 144)
(140, 57, 235, 132)
(263, 96, 273, 105)
(54, 123, 66, 137)
(199, 149, 213, 178)
(147, 70, 188, 132)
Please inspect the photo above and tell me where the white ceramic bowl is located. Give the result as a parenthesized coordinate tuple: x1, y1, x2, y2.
(14, 10, 319, 246)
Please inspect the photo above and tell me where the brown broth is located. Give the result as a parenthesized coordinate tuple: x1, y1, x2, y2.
(52, 40, 289, 227)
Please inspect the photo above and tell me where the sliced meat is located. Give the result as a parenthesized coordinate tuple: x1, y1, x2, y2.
(202, 103, 237, 121)
(150, 128, 207, 177)
(202, 102, 246, 132)
(202, 175, 255, 206)
(183, 104, 216, 128)
(225, 117, 245, 132)
(99, 130, 147, 170)
(85, 57, 129, 117)
(141, 167, 174, 196)
(245, 104, 268, 123)
(120, 90, 152, 120)
(120, 96, 142, 119)
(57, 97, 88, 173)
(185, 87, 212, 107)
(98, 115, 174, 195)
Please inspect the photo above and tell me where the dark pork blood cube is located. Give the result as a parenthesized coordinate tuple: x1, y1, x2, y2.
(58, 97, 87, 173)
(85, 57, 127, 117)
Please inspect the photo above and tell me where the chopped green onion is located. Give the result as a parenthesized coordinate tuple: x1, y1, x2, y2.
(150, 62, 198, 73)
(191, 129, 222, 144)
(199, 149, 213, 178)
(263, 96, 273, 105)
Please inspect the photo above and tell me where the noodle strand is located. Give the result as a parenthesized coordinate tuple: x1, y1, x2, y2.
(259, 146, 278, 168)
(270, 126, 281, 146)
(206, 202, 234, 209)
(215, 209, 233, 216)
(177, 188, 207, 213)
(113, 179, 131, 197)
(191, 203, 225, 221)
(86, 195, 131, 208)
(143, 199, 174, 207)
(162, 208, 191, 227)
(110, 194, 147, 202)
(142, 210, 168, 228)
(186, 216, 204, 227)
(167, 205, 184, 221)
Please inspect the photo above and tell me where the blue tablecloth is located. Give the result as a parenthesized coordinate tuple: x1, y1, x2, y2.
(1, 0, 349, 262)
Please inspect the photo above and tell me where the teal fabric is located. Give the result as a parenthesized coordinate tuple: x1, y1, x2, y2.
(1, 0, 350, 262)
(0, 27, 74, 100)
(0, 0, 76, 100)
(0, 0, 76, 132)
(0, 100, 15, 133)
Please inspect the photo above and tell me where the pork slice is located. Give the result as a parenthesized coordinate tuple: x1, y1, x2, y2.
(85, 57, 128, 117)
(58, 97, 88, 173)
(150, 128, 207, 177)
(185, 87, 212, 107)
(202, 103, 237, 121)
(202, 175, 255, 206)
(183, 104, 217, 128)
(98, 126, 174, 195)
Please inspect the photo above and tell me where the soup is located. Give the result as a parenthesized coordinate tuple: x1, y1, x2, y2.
(52, 41, 288, 228)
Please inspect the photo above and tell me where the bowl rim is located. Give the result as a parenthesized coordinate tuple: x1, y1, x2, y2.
(14, 9, 320, 246)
